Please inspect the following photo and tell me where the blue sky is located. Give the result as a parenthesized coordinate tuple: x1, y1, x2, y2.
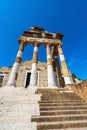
(0, 0, 87, 80)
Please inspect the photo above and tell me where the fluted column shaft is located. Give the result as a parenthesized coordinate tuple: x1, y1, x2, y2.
(58, 45, 72, 86)
(29, 43, 38, 87)
(46, 45, 56, 87)
(7, 42, 25, 86)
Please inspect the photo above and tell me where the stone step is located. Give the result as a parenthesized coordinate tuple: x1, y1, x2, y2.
(44, 128, 87, 130)
(41, 94, 79, 97)
(0, 117, 31, 123)
(37, 92, 75, 95)
(0, 86, 37, 91)
(0, 110, 39, 116)
(0, 100, 38, 105)
(0, 95, 41, 101)
(41, 97, 83, 100)
(59, 91, 74, 93)
(40, 93, 78, 95)
(41, 96, 82, 98)
(0, 98, 40, 102)
(39, 100, 85, 103)
(37, 92, 75, 94)
(32, 114, 87, 122)
(0, 109, 39, 113)
(0, 91, 39, 96)
(39, 103, 87, 106)
(37, 120, 87, 130)
(0, 94, 41, 97)
(0, 103, 39, 108)
(40, 106, 87, 111)
(0, 122, 36, 130)
(36, 88, 71, 92)
(37, 92, 76, 95)
(0, 102, 39, 107)
(0, 87, 38, 96)
(0, 105, 39, 112)
(40, 110, 87, 116)
(41, 97, 81, 99)
(0, 111, 40, 117)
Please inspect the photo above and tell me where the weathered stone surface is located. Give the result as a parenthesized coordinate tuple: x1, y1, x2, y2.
(72, 81, 87, 101)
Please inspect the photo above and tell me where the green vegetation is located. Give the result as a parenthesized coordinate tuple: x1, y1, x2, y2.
(71, 73, 82, 81)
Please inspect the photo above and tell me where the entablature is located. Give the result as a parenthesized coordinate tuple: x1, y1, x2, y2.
(18, 36, 62, 46)
(18, 26, 64, 46)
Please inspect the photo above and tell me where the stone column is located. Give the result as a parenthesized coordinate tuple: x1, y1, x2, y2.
(29, 43, 38, 87)
(58, 45, 72, 86)
(54, 54, 65, 87)
(51, 48, 58, 86)
(46, 45, 57, 87)
(7, 42, 25, 86)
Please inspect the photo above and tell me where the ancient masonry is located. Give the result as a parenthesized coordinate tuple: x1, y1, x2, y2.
(0, 26, 87, 130)
(0, 26, 73, 88)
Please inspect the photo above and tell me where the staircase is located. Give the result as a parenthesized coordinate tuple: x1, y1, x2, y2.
(32, 87, 87, 130)
(0, 86, 87, 130)
(0, 86, 41, 130)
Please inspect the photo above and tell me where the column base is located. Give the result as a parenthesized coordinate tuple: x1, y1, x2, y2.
(27, 85, 38, 88)
(27, 86, 38, 92)
(64, 76, 73, 85)
(48, 84, 58, 88)
(65, 84, 73, 86)
(5, 82, 16, 87)
(58, 86, 64, 88)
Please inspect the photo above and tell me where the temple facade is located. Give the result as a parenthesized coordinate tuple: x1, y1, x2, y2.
(0, 26, 73, 88)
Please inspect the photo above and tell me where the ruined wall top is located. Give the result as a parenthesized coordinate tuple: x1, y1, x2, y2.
(18, 26, 64, 46)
